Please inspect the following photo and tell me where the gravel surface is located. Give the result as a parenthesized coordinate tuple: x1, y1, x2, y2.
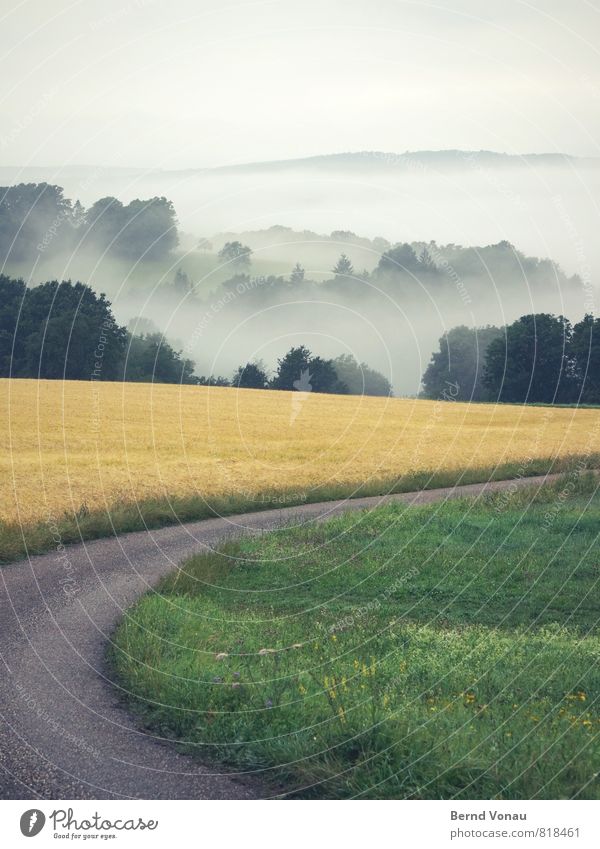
(0, 473, 561, 799)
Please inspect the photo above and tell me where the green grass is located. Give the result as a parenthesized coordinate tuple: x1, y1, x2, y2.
(109, 471, 600, 799)
(2, 454, 596, 564)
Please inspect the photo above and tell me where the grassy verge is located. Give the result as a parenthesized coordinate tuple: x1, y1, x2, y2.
(109, 472, 600, 799)
(2, 453, 598, 564)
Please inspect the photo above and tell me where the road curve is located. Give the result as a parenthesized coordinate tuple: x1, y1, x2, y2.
(0, 473, 565, 799)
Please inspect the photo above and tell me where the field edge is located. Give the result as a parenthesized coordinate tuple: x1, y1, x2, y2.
(2, 452, 599, 565)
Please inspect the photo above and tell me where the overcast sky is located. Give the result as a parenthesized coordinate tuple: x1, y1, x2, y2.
(1, 0, 599, 169)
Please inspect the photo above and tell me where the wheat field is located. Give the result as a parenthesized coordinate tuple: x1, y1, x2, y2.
(2, 378, 600, 525)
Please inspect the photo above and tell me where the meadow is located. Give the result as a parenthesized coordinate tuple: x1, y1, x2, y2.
(2, 377, 600, 561)
(110, 476, 600, 799)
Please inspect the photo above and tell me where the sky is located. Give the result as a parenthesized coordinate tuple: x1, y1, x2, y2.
(1, 0, 600, 169)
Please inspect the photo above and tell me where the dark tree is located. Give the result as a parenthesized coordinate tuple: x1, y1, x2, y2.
(484, 314, 574, 403)
(271, 346, 346, 394)
(196, 374, 231, 386)
(19, 280, 127, 380)
(271, 345, 312, 390)
(377, 243, 419, 274)
(218, 241, 252, 267)
(0, 275, 27, 375)
(233, 361, 269, 389)
(290, 262, 305, 284)
(571, 314, 600, 404)
(85, 195, 178, 260)
(333, 354, 392, 397)
(421, 325, 502, 402)
(123, 332, 196, 384)
(418, 246, 436, 269)
(332, 254, 354, 277)
(308, 356, 347, 393)
(0, 183, 75, 262)
(172, 268, 192, 295)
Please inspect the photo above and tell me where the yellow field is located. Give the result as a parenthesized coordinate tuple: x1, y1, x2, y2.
(2, 378, 600, 525)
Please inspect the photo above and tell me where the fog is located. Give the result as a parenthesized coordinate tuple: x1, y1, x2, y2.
(2, 152, 598, 395)
(4, 152, 599, 278)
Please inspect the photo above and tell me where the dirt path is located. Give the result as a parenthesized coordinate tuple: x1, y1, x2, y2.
(0, 472, 565, 799)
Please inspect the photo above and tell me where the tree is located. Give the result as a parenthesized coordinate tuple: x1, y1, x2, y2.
(123, 332, 196, 384)
(84, 195, 178, 260)
(571, 314, 600, 403)
(19, 280, 127, 380)
(290, 262, 305, 284)
(421, 325, 502, 402)
(333, 354, 392, 397)
(418, 246, 436, 269)
(271, 346, 346, 394)
(218, 241, 252, 267)
(0, 183, 74, 262)
(332, 254, 354, 277)
(308, 356, 347, 394)
(196, 374, 230, 386)
(233, 360, 269, 389)
(0, 275, 27, 375)
(172, 268, 192, 295)
(127, 316, 160, 337)
(271, 345, 312, 390)
(377, 243, 419, 274)
(484, 314, 573, 403)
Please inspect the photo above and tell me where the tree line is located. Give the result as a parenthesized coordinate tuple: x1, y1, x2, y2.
(0, 276, 391, 395)
(0, 183, 177, 263)
(421, 313, 600, 405)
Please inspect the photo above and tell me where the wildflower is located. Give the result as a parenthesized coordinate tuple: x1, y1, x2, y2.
(465, 692, 476, 704)
(298, 684, 307, 695)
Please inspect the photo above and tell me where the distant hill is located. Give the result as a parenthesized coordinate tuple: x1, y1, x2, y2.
(1, 149, 598, 188)
(203, 149, 600, 176)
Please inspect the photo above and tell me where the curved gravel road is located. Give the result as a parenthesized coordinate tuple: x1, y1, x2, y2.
(0, 473, 563, 799)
